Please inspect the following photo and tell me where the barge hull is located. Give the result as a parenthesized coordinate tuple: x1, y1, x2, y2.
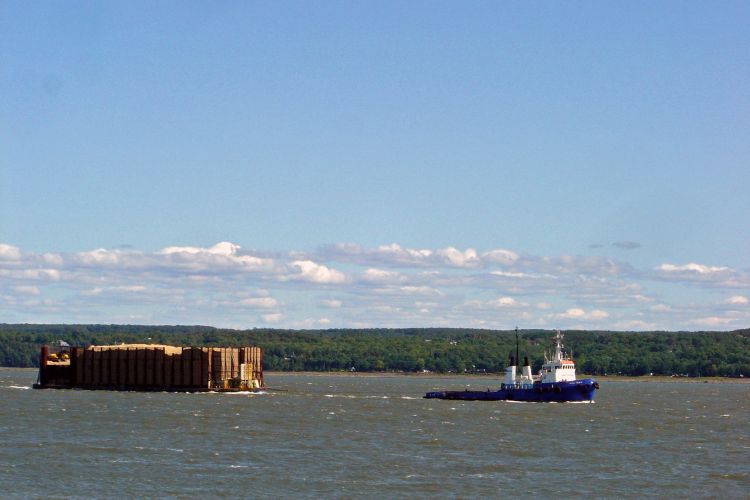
(34, 344, 264, 392)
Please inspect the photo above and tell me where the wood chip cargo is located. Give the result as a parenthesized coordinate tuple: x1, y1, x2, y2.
(33, 344, 264, 392)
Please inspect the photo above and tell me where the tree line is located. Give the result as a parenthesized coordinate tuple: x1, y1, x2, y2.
(1, 324, 748, 377)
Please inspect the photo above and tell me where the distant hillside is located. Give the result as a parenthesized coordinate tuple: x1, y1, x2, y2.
(1, 324, 748, 377)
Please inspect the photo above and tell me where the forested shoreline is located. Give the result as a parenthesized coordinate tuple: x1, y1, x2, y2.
(1, 324, 748, 377)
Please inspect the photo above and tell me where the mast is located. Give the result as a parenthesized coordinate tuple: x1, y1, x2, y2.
(554, 330, 564, 361)
(515, 326, 519, 374)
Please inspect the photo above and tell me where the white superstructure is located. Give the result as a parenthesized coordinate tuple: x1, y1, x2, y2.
(500, 329, 578, 389)
(538, 330, 577, 383)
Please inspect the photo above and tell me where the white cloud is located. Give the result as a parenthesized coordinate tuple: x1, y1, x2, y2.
(490, 296, 518, 308)
(373, 285, 442, 296)
(589, 310, 610, 319)
(0, 268, 61, 281)
(79, 285, 164, 297)
(41, 253, 64, 266)
(0, 244, 21, 261)
(361, 268, 404, 283)
(292, 317, 333, 328)
(323, 243, 485, 268)
(482, 249, 519, 265)
(239, 297, 278, 308)
(262, 313, 283, 323)
(114, 285, 147, 293)
(436, 247, 480, 268)
(650, 304, 672, 312)
(378, 243, 433, 261)
(658, 263, 729, 274)
(653, 262, 748, 288)
(399, 286, 441, 295)
(160, 241, 238, 256)
(613, 319, 656, 330)
(693, 316, 735, 327)
(1, 241, 746, 330)
(75, 248, 123, 265)
(490, 270, 531, 278)
(158, 242, 274, 272)
(561, 308, 586, 318)
(559, 308, 609, 320)
(289, 260, 347, 284)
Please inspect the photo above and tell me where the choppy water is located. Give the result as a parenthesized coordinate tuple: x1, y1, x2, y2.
(1, 368, 748, 498)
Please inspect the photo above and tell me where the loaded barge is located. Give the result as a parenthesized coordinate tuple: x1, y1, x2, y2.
(425, 330, 598, 402)
(34, 343, 264, 392)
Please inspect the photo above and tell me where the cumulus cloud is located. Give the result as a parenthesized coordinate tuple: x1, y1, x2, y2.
(490, 270, 532, 279)
(291, 317, 333, 328)
(482, 249, 519, 265)
(374, 285, 442, 296)
(650, 304, 672, 312)
(159, 242, 274, 272)
(360, 268, 405, 283)
(324, 243, 433, 267)
(13, 285, 40, 296)
(490, 296, 519, 308)
(74, 248, 123, 266)
(654, 262, 749, 288)
(262, 313, 283, 323)
(693, 316, 735, 327)
(239, 297, 279, 308)
(0, 241, 746, 330)
(524, 255, 626, 277)
(435, 247, 480, 268)
(558, 308, 609, 320)
(288, 260, 347, 284)
(461, 296, 527, 314)
(560, 308, 586, 318)
(658, 263, 729, 274)
(0, 244, 22, 261)
(321, 243, 513, 269)
(115, 285, 147, 293)
(613, 319, 657, 331)
(42, 253, 64, 266)
(0, 268, 61, 281)
(161, 242, 239, 256)
(726, 295, 748, 305)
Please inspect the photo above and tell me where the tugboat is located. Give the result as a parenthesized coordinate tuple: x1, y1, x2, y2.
(424, 330, 598, 402)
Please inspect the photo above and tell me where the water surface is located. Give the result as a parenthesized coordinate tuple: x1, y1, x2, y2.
(1, 369, 747, 498)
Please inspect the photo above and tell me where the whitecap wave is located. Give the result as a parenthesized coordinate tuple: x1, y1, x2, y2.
(323, 394, 389, 399)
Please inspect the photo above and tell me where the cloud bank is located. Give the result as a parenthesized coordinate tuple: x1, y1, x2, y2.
(1, 241, 748, 330)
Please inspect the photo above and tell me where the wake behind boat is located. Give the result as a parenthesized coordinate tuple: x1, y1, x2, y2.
(424, 330, 598, 402)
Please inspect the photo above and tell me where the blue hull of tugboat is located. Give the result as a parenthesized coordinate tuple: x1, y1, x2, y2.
(424, 378, 598, 402)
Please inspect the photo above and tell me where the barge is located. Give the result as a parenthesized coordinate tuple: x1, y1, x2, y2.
(34, 343, 264, 392)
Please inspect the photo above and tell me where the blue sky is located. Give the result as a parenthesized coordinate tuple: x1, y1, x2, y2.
(1, 1, 748, 330)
